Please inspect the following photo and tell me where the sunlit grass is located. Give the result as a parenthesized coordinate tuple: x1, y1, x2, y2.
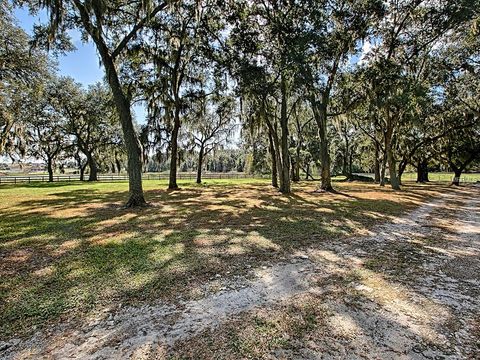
(400, 172, 480, 183)
(0, 178, 444, 339)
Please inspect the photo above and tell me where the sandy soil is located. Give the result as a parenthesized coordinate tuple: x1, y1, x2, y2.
(1, 185, 479, 359)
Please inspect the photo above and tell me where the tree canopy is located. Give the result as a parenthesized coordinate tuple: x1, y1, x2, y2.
(2, 0, 479, 204)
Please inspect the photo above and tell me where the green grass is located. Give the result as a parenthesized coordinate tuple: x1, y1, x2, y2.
(400, 172, 480, 183)
(0, 178, 443, 339)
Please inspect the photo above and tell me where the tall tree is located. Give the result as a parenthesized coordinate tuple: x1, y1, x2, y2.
(298, 0, 384, 191)
(0, 3, 50, 156)
(138, 0, 204, 189)
(53, 78, 123, 181)
(188, 90, 236, 184)
(22, 84, 66, 182)
(21, 0, 173, 206)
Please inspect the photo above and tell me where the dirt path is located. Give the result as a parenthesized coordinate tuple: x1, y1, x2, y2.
(2, 186, 479, 359)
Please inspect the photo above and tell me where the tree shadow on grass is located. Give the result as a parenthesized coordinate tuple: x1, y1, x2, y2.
(0, 180, 447, 340)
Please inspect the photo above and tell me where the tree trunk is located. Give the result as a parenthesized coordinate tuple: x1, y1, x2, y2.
(80, 163, 87, 181)
(383, 112, 400, 190)
(380, 151, 387, 187)
(305, 162, 311, 180)
(267, 129, 278, 188)
(452, 168, 462, 186)
(115, 158, 121, 173)
(265, 117, 283, 191)
(47, 157, 54, 182)
(290, 156, 296, 181)
(75, 153, 86, 181)
(111, 163, 116, 174)
(386, 145, 400, 190)
(349, 152, 354, 179)
(169, 108, 181, 190)
(397, 160, 407, 185)
(87, 153, 98, 181)
(374, 142, 381, 183)
(342, 135, 350, 179)
(294, 144, 300, 182)
(196, 145, 204, 184)
(91, 35, 145, 206)
(310, 95, 333, 191)
(342, 151, 348, 178)
(279, 75, 291, 194)
(317, 107, 333, 191)
(416, 159, 429, 183)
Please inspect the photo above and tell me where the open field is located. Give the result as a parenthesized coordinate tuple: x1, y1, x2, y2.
(0, 179, 440, 337)
(1, 180, 479, 359)
(400, 172, 480, 183)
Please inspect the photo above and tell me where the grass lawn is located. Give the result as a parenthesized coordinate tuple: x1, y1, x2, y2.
(0, 178, 446, 339)
(400, 172, 480, 183)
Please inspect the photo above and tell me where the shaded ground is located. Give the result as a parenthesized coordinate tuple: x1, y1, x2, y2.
(171, 185, 480, 359)
(1, 181, 478, 359)
(0, 179, 438, 339)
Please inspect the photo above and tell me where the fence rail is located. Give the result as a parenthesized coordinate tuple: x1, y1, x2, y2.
(1, 172, 478, 185)
(0, 173, 263, 184)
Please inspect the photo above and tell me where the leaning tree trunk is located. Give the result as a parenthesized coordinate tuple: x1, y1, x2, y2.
(93, 38, 145, 207)
(267, 129, 278, 188)
(279, 75, 291, 194)
(47, 157, 54, 182)
(196, 145, 204, 184)
(398, 160, 407, 185)
(169, 108, 181, 190)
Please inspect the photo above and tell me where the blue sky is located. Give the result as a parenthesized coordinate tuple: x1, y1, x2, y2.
(14, 7, 147, 123)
